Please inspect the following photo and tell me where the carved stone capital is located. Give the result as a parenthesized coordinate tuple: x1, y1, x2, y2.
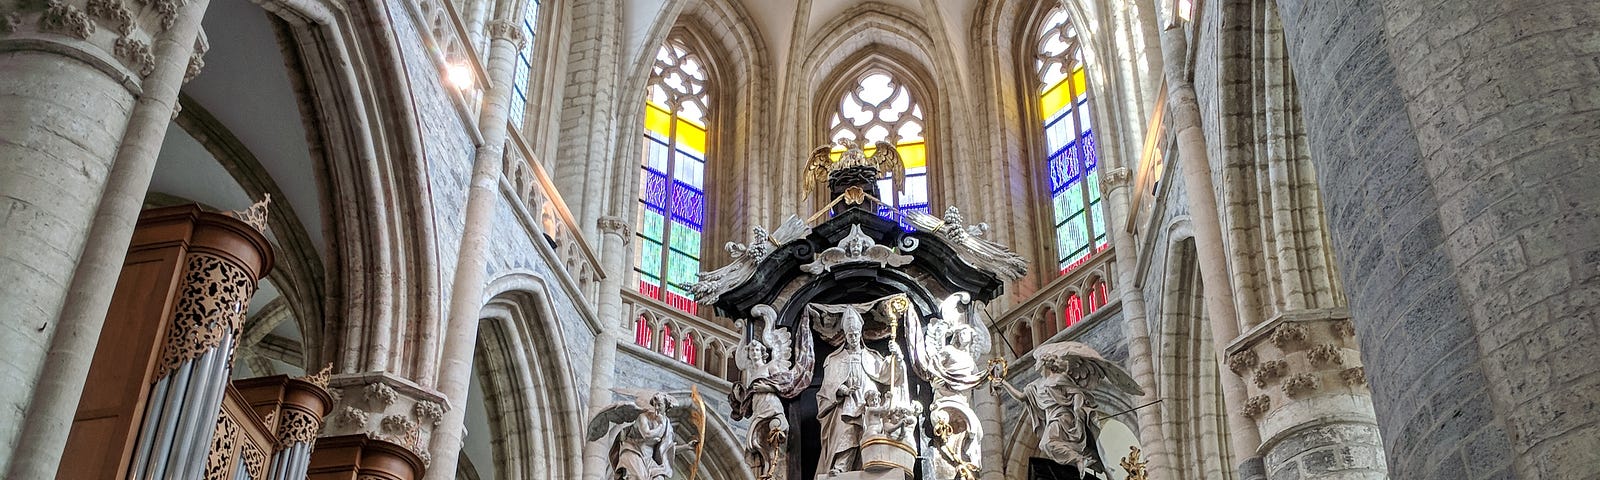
(486, 18, 526, 47)
(1227, 350, 1258, 375)
(598, 215, 632, 238)
(321, 372, 448, 465)
(1103, 167, 1133, 188)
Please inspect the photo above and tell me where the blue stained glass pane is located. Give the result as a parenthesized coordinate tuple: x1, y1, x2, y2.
(1081, 129, 1097, 168)
(641, 167, 668, 208)
(669, 181, 705, 228)
(1048, 150, 1079, 193)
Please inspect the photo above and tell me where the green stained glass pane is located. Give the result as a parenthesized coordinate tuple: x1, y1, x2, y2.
(1089, 199, 1105, 242)
(1058, 219, 1088, 259)
(638, 237, 663, 277)
(1053, 191, 1073, 225)
(1065, 182, 1085, 214)
(1087, 169, 1101, 201)
(670, 221, 701, 259)
(666, 252, 700, 290)
(641, 209, 665, 242)
(666, 282, 690, 297)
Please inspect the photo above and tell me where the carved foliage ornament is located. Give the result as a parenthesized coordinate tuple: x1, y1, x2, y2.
(227, 194, 271, 232)
(156, 253, 257, 379)
(40, 1, 94, 39)
(1242, 395, 1271, 418)
(241, 442, 267, 479)
(277, 408, 323, 445)
(204, 414, 239, 480)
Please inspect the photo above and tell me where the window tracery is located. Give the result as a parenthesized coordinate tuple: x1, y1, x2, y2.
(636, 36, 710, 315)
(1036, 7, 1108, 274)
(826, 71, 929, 228)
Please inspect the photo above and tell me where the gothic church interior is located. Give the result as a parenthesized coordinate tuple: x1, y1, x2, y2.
(1, 0, 1596, 479)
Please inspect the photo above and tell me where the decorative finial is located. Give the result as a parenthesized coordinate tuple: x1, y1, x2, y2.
(299, 363, 333, 390)
(229, 194, 272, 231)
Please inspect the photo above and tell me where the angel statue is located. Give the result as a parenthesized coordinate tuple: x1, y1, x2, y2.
(587, 390, 705, 480)
(729, 305, 815, 479)
(916, 292, 991, 395)
(989, 342, 1144, 476)
(802, 139, 904, 200)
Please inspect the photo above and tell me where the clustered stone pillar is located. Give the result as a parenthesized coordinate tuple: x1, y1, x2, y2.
(1276, 0, 1600, 477)
(0, 1, 210, 475)
(1101, 167, 1176, 478)
(584, 215, 632, 480)
(1158, 22, 1267, 479)
(425, 18, 526, 480)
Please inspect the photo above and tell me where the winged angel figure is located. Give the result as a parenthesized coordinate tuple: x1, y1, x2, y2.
(730, 305, 815, 479)
(990, 342, 1145, 475)
(914, 292, 992, 395)
(802, 139, 905, 200)
(587, 389, 704, 480)
(906, 206, 1028, 281)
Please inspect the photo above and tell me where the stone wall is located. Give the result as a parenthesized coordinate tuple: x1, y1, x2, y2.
(1276, 0, 1600, 476)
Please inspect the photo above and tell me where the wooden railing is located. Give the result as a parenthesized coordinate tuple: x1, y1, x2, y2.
(990, 251, 1120, 359)
(503, 129, 604, 300)
(622, 290, 741, 383)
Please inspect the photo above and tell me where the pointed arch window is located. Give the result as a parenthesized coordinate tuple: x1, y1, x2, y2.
(1036, 8, 1108, 274)
(827, 71, 929, 229)
(636, 37, 710, 314)
(508, 0, 541, 128)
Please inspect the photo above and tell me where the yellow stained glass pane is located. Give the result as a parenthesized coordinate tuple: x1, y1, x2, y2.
(1040, 66, 1087, 119)
(676, 118, 707, 153)
(897, 142, 925, 169)
(645, 101, 672, 138)
(826, 143, 925, 169)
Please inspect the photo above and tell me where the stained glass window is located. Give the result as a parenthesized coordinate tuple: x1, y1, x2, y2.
(1065, 293, 1084, 327)
(508, 1, 540, 128)
(634, 316, 651, 348)
(1037, 7, 1109, 274)
(826, 71, 929, 230)
(682, 336, 697, 365)
(636, 37, 710, 315)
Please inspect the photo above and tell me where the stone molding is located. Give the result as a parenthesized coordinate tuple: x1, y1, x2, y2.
(597, 215, 632, 239)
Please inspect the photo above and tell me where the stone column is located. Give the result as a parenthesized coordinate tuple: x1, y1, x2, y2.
(1100, 167, 1176, 478)
(583, 215, 631, 480)
(1275, 0, 1600, 477)
(424, 18, 524, 480)
(0, 1, 208, 473)
(1158, 23, 1266, 478)
(1226, 313, 1386, 479)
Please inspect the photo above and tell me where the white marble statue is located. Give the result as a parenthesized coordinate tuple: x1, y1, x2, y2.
(587, 390, 702, 480)
(730, 305, 814, 479)
(815, 306, 899, 476)
(989, 342, 1144, 476)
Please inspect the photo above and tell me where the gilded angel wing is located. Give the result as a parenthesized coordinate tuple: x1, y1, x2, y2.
(802, 145, 834, 200)
(870, 141, 905, 197)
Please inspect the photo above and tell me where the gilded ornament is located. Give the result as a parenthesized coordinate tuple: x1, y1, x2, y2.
(802, 139, 903, 200)
(227, 194, 271, 232)
(300, 363, 334, 390)
(1119, 446, 1149, 480)
(156, 254, 257, 379)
